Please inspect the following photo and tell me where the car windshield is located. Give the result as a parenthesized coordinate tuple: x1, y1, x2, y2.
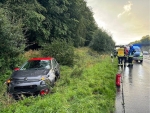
(134, 48, 141, 52)
(20, 60, 51, 70)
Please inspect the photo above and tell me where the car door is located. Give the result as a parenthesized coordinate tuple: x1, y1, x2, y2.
(52, 59, 60, 77)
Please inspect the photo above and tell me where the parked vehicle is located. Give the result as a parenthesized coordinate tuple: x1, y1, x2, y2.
(5, 57, 60, 99)
(132, 46, 143, 63)
(143, 51, 149, 55)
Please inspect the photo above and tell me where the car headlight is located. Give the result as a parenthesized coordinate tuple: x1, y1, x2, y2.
(41, 76, 46, 80)
(140, 53, 143, 56)
(6, 78, 12, 84)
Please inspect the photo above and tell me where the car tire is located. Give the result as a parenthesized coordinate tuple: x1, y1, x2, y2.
(140, 60, 143, 63)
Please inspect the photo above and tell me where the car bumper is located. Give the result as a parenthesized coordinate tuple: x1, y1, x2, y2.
(8, 80, 50, 95)
(133, 56, 143, 61)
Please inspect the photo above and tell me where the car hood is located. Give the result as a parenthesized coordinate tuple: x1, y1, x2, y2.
(134, 52, 140, 55)
(11, 69, 49, 78)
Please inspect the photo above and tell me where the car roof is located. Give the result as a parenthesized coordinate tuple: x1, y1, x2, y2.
(29, 57, 53, 61)
(133, 46, 140, 48)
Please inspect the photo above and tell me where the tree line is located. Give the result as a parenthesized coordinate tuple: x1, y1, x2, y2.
(0, 0, 115, 72)
(130, 35, 150, 51)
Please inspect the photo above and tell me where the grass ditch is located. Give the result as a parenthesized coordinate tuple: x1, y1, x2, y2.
(0, 47, 118, 113)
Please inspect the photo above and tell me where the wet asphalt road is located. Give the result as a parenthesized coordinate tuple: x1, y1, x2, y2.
(115, 56, 150, 113)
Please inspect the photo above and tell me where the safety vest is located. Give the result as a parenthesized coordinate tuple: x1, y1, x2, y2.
(117, 48, 125, 57)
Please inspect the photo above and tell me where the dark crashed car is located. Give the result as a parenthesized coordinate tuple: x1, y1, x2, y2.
(6, 57, 60, 99)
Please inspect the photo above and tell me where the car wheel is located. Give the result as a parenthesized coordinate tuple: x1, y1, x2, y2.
(140, 60, 143, 63)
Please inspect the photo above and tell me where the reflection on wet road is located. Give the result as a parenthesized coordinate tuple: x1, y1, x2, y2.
(115, 58, 150, 113)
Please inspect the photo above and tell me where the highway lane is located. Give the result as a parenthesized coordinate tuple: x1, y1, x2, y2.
(115, 56, 150, 113)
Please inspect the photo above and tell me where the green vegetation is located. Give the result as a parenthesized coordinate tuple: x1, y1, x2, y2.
(0, 48, 118, 113)
(0, 1, 117, 112)
(0, 0, 115, 79)
(0, 0, 149, 112)
(89, 29, 115, 53)
(0, 7, 25, 74)
(41, 38, 74, 66)
(130, 35, 150, 51)
(0, 0, 115, 50)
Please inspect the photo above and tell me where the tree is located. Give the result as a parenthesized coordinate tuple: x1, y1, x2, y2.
(141, 35, 150, 44)
(67, 0, 97, 47)
(89, 29, 115, 52)
(38, 0, 97, 47)
(41, 38, 74, 66)
(0, 8, 25, 71)
(130, 35, 150, 51)
(2, 0, 47, 49)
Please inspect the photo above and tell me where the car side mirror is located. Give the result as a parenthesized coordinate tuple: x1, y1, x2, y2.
(14, 67, 20, 71)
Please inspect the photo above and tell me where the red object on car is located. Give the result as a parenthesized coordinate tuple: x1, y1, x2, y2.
(40, 89, 50, 95)
(14, 67, 20, 71)
(116, 73, 121, 87)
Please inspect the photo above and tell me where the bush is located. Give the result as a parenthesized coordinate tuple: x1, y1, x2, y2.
(89, 29, 115, 53)
(24, 50, 41, 60)
(0, 8, 25, 75)
(41, 38, 74, 66)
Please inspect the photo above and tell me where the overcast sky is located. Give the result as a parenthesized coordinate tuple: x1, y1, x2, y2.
(86, 0, 150, 45)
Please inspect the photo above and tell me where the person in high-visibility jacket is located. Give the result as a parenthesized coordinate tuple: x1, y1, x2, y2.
(117, 47, 125, 66)
(128, 45, 135, 66)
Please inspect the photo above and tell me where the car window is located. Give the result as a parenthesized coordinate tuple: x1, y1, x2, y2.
(134, 48, 141, 52)
(52, 59, 57, 68)
(40, 60, 51, 69)
(20, 60, 51, 70)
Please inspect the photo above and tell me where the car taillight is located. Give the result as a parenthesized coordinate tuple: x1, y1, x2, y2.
(40, 89, 49, 95)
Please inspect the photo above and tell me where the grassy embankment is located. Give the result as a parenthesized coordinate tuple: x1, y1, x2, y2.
(0, 47, 118, 113)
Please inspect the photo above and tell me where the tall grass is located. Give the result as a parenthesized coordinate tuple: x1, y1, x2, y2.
(0, 47, 118, 113)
